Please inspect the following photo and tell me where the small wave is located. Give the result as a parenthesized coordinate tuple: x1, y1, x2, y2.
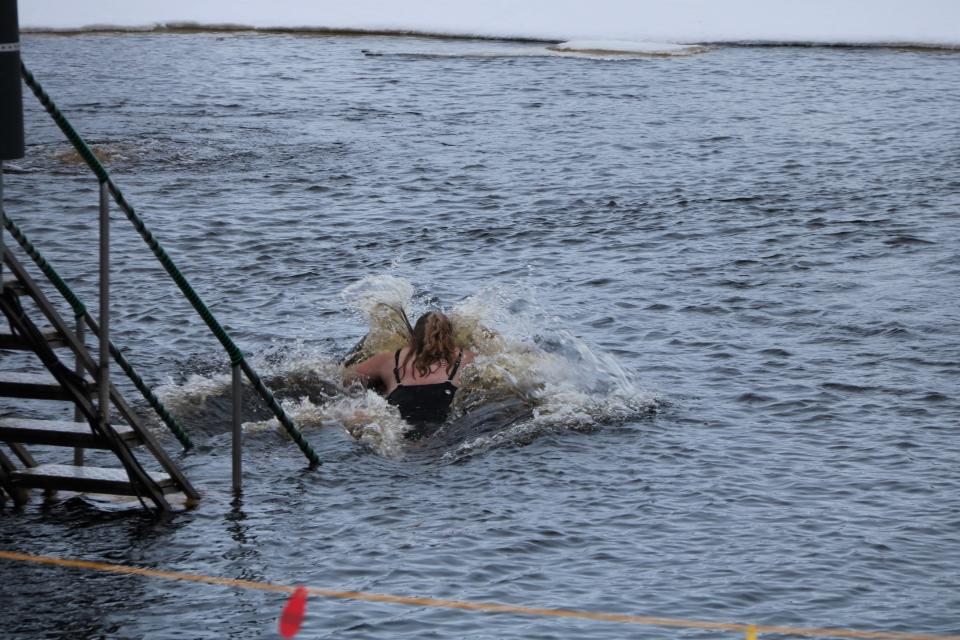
(883, 235, 935, 246)
(821, 382, 879, 394)
(360, 46, 553, 60)
(0, 163, 36, 175)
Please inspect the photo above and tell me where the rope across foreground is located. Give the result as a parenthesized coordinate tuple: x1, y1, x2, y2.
(1, 550, 957, 640)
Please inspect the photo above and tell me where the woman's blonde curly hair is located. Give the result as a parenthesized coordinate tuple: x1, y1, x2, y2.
(390, 306, 459, 377)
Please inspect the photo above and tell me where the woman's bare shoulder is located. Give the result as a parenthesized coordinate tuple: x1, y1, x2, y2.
(351, 350, 394, 374)
(369, 350, 398, 365)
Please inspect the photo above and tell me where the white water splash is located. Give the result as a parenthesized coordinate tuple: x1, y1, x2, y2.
(320, 391, 410, 459)
(155, 372, 231, 413)
(156, 275, 658, 459)
(243, 390, 410, 460)
(318, 275, 659, 454)
(341, 274, 415, 318)
(453, 282, 659, 430)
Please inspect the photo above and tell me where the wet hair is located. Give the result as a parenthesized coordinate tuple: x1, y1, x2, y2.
(392, 307, 458, 377)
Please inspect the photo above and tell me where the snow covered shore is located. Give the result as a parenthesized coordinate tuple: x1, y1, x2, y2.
(19, 0, 960, 48)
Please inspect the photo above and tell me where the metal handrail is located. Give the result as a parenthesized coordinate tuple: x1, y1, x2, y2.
(17, 63, 322, 485)
(2, 214, 194, 449)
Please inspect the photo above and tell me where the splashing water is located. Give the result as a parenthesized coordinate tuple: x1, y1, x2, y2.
(154, 275, 659, 459)
(155, 372, 232, 416)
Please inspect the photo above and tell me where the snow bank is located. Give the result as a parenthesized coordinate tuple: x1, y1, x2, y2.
(20, 0, 960, 48)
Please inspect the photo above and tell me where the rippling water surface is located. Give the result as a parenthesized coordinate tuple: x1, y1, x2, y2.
(2, 34, 959, 639)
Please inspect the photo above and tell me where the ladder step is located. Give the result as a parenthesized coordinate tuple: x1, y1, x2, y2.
(0, 329, 68, 350)
(11, 463, 177, 495)
(0, 417, 139, 448)
(2, 274, 26, 296)
(0, 371, 75, 400)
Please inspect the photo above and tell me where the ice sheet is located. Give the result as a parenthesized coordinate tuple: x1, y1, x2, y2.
(20, 0, 960, 48)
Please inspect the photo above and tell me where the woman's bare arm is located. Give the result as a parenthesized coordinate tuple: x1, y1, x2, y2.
(343, 351, 390, 387)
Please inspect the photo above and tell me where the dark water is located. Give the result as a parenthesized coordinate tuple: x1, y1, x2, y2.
(2, 33, 960, 639)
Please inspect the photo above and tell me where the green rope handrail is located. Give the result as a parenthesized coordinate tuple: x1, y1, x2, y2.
(19, 62, 320, 466)
(3, 214, 194, 450)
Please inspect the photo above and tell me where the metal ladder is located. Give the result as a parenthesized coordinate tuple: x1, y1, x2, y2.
(0, 249, 199, 510)
(0, 28, 322, 510)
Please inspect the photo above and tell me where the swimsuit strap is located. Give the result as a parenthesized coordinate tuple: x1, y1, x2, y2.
(447, 350, 463, 381)
(393, 349, 402, 384)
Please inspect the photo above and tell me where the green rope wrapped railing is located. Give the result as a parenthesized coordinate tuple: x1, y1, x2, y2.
(3, 216, 86, 316)
(20, 62, 321, 467)
(3, 214, 194, 450)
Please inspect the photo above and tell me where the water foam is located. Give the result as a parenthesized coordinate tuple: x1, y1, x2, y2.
(155, 372, 231, 414)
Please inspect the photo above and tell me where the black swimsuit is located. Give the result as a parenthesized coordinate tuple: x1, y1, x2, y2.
(386, 349, 462, 440)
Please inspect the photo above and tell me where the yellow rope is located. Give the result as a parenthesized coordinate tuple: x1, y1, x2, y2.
(1, 550, 956, 640)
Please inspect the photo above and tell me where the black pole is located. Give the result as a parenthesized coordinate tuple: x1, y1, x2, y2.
(1, 0, 24, 161)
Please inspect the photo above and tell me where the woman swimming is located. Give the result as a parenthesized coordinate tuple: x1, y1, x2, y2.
(344, 310, 476, 440)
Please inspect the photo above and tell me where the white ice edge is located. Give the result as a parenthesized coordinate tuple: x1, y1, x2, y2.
(20, 24, 960, 52)
(549, 40, 708, 55)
